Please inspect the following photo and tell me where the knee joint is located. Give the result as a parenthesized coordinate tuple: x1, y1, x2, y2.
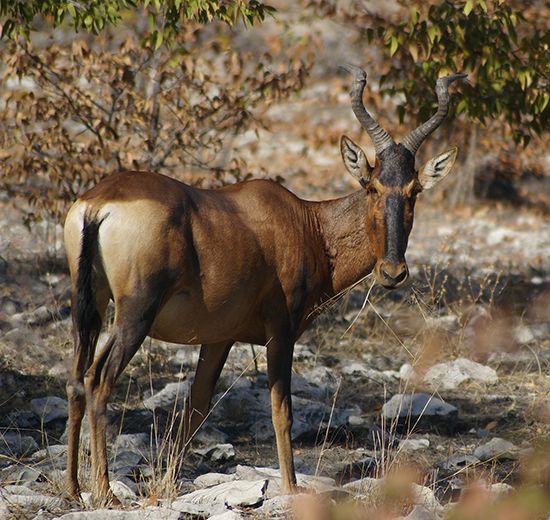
(66, 380, 85, 400)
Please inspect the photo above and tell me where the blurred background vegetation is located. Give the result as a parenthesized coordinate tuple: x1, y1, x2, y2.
(0, 0, 549, 223)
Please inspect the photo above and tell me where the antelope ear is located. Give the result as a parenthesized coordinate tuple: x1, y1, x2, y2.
(340, 135, 374, 187)
(418, 147, 458, 190)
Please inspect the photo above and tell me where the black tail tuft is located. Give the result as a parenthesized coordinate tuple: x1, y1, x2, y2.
(75, 214, 103, 356)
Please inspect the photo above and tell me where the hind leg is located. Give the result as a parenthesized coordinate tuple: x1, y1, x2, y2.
(66, 287, 109, 500)
(84, 295, 161, 503)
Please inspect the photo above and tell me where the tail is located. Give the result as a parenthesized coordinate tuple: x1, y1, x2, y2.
(75, 213, 104, 357)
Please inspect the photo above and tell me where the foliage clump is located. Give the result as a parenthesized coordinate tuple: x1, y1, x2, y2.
(0, 20, 311, 221)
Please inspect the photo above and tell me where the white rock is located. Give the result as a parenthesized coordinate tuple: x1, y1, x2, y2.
(486, 228, 511, 246)
(110, 449, 143, 475)
(54, 508, 180, 519)
(489, 482, 514, 496)
(343, 477, 383, 495)
(234, 465, 335, 499)
(208, 511, 243, 520)
(258, 494, 296, 516)
(399, 438, 430, 452)
(410, 483, 442, 511)
(172, 479, 267, 516)
(348, 415, 367, 426)
(0, 432, 39, 456)
(194, 426, 229, 446)
(114, 433, 151, 456)
(10, 305, 52, 326)
(0, 494, 9, 515)
(381, 393, 458, 422)
(0, 464, 41, 484)
(225, 343, 258, 368)
(514, 325, 535, 344)
(143, 381, 190, 411)
(425, 315, 460, 333)
(194, 443, 235, 463)
(169, 347, 200, 368)
(193, 472, 236, 488)
(0, 486, 64, 511)
(291, 373, 324, 399)
(424, 358, 498, 390)
(294, 343, 316, 362)
(473, 438, 521, 461)
(30, 444, 68, 461)
(109, 480, 137, 500)
(31, 396, 69, 423)
(301, 366, 339, 391)
(341, 362, 395, 383)
(399, 363, 416, 381)
(80, 492, 93, 507)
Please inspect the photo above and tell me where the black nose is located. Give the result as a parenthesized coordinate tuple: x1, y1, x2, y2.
(380, 262, 409, 287)
(381, 267, 407, 284)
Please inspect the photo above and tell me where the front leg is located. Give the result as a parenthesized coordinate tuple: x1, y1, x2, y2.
(181, 340, 233, 452)
(266, 333, 297, 493)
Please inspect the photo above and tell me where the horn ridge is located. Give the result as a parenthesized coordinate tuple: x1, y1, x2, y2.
(341, 64, 394, 155)
(401, 73, 468, 155)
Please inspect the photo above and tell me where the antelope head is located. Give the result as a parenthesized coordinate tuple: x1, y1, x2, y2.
(340, 66, 466, 289)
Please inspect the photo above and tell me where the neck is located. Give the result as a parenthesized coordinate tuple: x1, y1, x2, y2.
(311, 189, 376, 295)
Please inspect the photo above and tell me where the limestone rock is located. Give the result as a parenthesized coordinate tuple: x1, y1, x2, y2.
(381, 393, 458, 430)
(172, 479, 268, 517)
(399, 438, 430, 452)
(53, 508, 180, 519)
(31, 396, 69, 423)
(143, 381, 190, 411)
(0, 431, 39, 457)
(473, 438, 521, 461)
(424, 359, 498, 390)
(194, 443, 235, 464)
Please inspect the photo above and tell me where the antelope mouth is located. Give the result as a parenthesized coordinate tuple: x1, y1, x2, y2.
(375, 261, 410, 289)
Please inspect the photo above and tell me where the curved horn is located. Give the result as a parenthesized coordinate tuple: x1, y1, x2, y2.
(341, 64, 394, 155)
(401, 73, 468, 155)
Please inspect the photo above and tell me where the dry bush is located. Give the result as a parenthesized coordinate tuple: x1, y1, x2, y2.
(0, 21, 312, 222)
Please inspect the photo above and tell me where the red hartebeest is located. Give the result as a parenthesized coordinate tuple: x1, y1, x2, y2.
(64, 66, 465, 502)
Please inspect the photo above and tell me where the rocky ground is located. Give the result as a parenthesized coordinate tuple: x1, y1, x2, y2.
(1, 180, 550, 519)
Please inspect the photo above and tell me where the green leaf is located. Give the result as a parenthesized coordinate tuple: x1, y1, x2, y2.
(153, 29, 163, 49)
(464, 0, 475, 16)
(410, 7, 419, 25)
(427, 25, 441, 43)
(390, 35, 398, 56)
(456, 98, 468, 114)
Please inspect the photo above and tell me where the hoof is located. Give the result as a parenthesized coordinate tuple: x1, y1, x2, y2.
(65, 485, 82, 503)
(91, 491, 122, 508)
(108, 494, 122, 508)
(282, 482, 305, 495)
